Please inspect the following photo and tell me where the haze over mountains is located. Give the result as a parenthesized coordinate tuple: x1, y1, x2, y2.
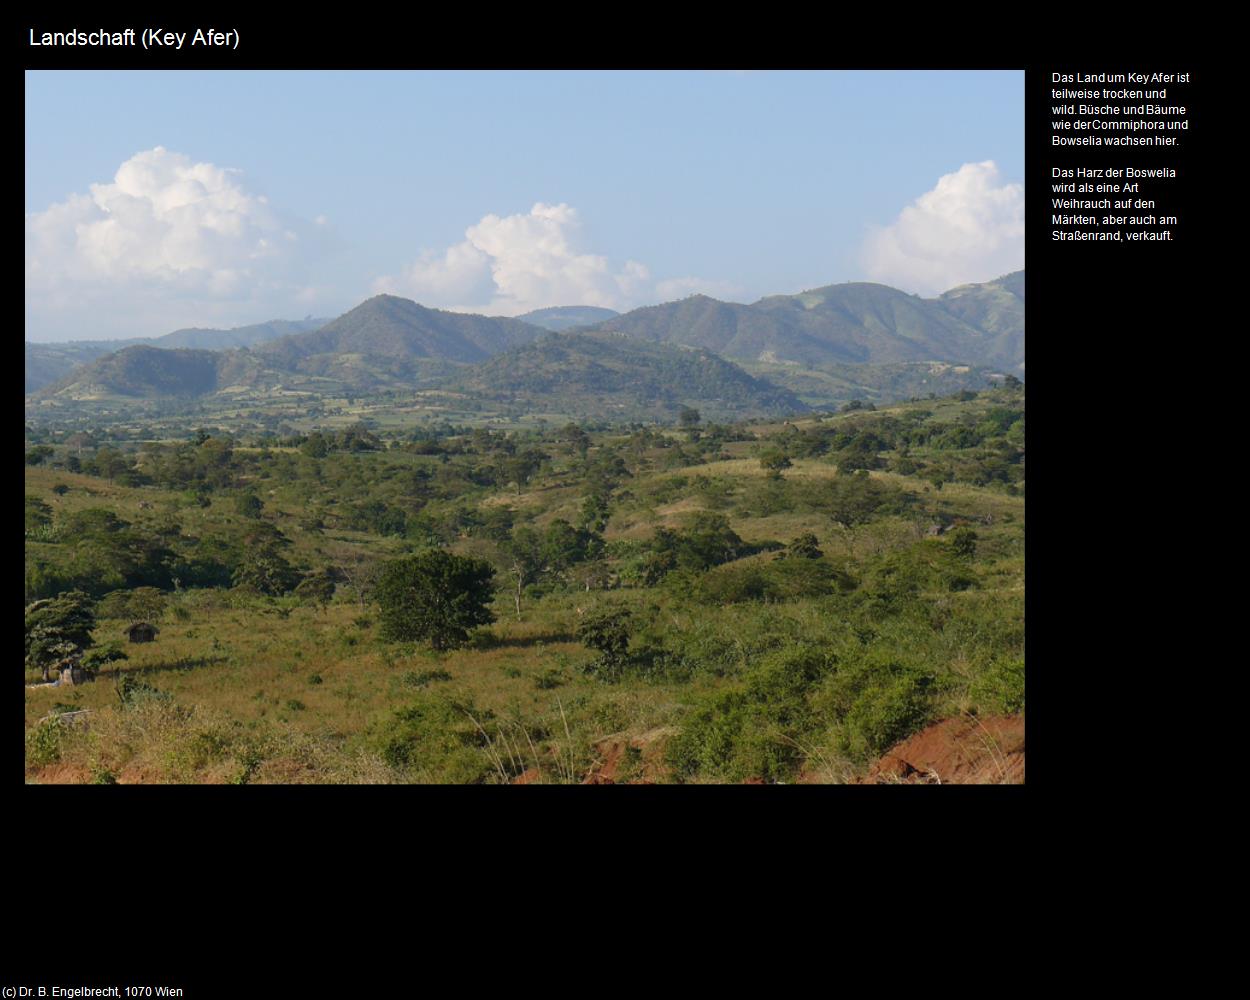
(452, 331, 807, 421)
(516, 306, 621, 331)
(28, 272, 1023, 419)
(582, 274, 1023, 370)
(24, 318, 328, 393)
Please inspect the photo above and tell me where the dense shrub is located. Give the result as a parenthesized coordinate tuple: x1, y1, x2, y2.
(369, 696, 495, 782)
(816, 658, 937, 762)
(665, 647, 836, 782)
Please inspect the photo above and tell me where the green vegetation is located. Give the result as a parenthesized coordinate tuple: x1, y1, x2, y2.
(24, 378, 1023, 784)
(587, 272, 1023, 370)
(375, 551, 497, 650)
(25, 590, 97, 682)
(454, 331, 807, 422)
(29, 275, 1022, 425)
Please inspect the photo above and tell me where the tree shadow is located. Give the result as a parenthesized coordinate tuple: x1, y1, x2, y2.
(473, 630, 576, 650)
(107, 654, 230, 677)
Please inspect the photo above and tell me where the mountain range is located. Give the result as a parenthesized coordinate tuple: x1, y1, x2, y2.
(449, 331, 807, 421)
(24, 317, 328, 393)
(516, 305, 620, 331)
(579, 275, 1023, 370)
(29, 272, 1022, 417)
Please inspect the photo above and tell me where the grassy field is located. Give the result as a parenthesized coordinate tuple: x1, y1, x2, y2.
(25, 388, 1024, 784)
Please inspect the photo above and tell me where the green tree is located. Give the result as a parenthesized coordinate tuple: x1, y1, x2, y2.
(781, 533, 824, 560)
(560, 423, 591, 457)
(375, 550, 496, 650)
(93, 446, 130, 481)
(232, 546, 300, 595)
(235, 492, 265, 518)
(300, 432, 329, 458)
(678, 407, 701, 429)
(949, 527, 979, 559)
(25, 591, 97, 682)
(579, 492, 611, 533)
(294, 568, 339, 611)
(504, 526, 544, 620)
(500, 449, 546, 495)
(828, 471, 893, 557)
(759, 447, 792, 479)
(576, 607, 633, 677)
(25, 495, 53, 533)
(542, 519, 601, 573)
(82, 643, 128, 673)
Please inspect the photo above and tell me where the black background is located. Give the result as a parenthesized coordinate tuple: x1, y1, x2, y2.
(19, 13, 1206, 975)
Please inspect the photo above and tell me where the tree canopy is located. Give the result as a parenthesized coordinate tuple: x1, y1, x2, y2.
(25, 590, 97, 682)
(375, 550, 496, 650)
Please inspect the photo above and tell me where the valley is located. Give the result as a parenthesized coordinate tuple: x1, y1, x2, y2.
(25, 271, 1024, 785)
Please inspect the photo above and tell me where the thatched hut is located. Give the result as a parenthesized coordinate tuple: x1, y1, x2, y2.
(127, 622, 159, 643)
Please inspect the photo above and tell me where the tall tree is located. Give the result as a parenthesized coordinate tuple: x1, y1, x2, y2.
(374, 550, 496, 650)
(25, 591, 97, 682)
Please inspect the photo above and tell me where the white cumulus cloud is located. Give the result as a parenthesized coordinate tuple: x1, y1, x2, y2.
(375, 202, 725, 315)
(861, 161, 1024, 295)
(25, 147, 329, 340)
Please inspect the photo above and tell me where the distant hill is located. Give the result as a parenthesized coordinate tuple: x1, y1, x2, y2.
(31, 276, 1023, 408)
(38, 297, 549, 399)
(450, 331, 808, 422)
(155, 317, 327, 350)
(740, 360, 1009, 411)
(254, 295, 545, 388)
(24, 317, 326, 393)
(932, 271, 1024, 369)
(25, 342, 124, 394)
(516, 305, 620, 331)
(584, 272, 1024, 371)
(39, 346, 257, 400)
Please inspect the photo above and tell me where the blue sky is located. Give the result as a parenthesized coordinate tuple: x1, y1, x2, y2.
(25, 70, 1023, 341)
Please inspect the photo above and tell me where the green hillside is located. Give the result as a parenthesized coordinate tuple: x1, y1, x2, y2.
(25, 342, 121, 394)
(587, 272, 1024, 370)
(740, 360, 1009, 410)
(933, 271, 1024, 370)
(155, 317, 327, 350)
(24, 384, 1023, 785)
(259, 295, 543, 370)
(40, 346, 243, 399)
(452, 331, 808, 422)
(25, 318, 328, 394)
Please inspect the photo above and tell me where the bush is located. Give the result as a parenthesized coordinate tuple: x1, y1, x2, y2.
(682, 558, 850, 606)
(81, 643, 128, 672)
(665, 647, 836, 782)
(370, 696, 495, 782)
(25, 719, 64, 767)
(780, 534, 823, 560)
(231, 547, 300, 596)
(401, 668, 452, 689)
(97, 587, 168, 622)
(970, 658, 1025, 715)
(949, 527, 978, 559)
(116, 674, 173, 708)
(577, 607, 633, 678)
(534, 668, 567, 690)
(816, 659, 936, 763)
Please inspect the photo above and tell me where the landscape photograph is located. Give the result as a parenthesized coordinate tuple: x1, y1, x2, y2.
(25, 70, 1025, 785)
